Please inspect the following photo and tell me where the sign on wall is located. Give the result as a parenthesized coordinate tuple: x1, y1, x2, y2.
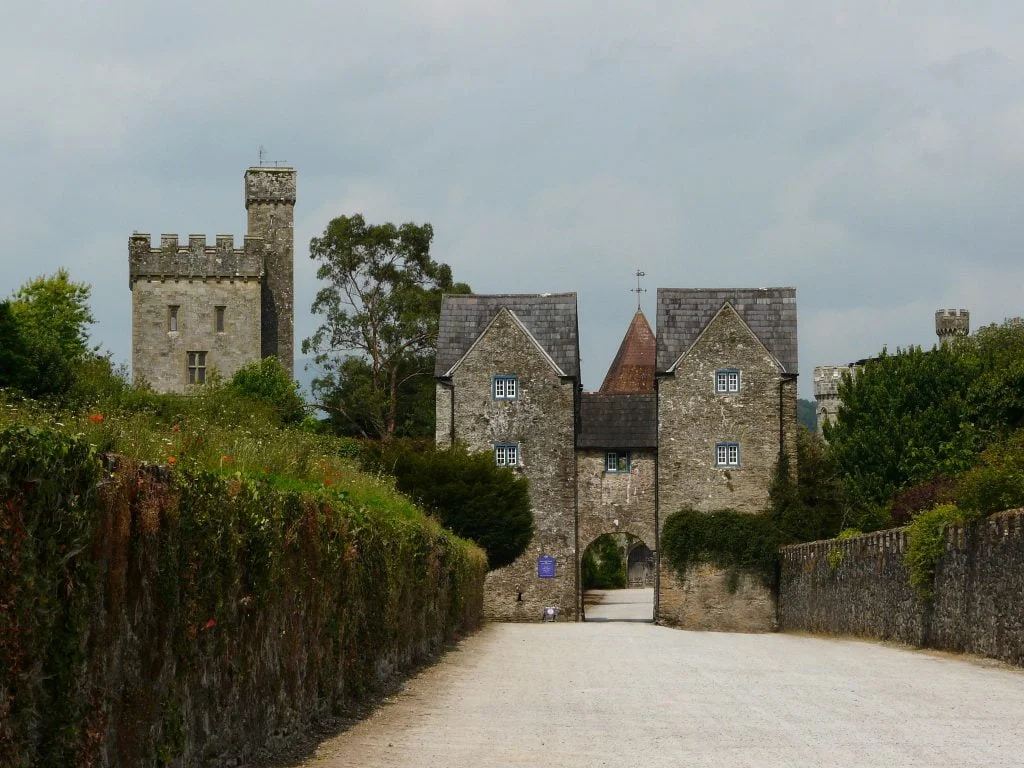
(537, 555, 556, 579)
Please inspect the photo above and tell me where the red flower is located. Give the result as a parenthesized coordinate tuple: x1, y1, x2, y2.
(171, 424, 181, 433)
(88, 413, 104, 423)
(204, 619, 217, 630)
(167, 456, 177, 465)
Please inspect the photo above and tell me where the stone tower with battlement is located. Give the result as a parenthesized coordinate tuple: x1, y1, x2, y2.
(129, 167, 296, 392)
(246, 167, 296, 376)
(813, 365, 856, 436)
(936, 308, 969, 347)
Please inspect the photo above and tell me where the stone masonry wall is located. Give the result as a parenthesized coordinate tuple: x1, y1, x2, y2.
(447, 309, 578, 621)
(656, 305, 789, 629)
(778, 511, 1024, 666)
(131, 277, 261, 392)
(577, 449, 656, 560)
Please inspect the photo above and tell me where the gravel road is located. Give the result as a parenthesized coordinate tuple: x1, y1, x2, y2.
(297, 622, 1024, 767)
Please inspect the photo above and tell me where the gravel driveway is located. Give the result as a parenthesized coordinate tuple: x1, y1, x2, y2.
(298, 622, 1024, 767)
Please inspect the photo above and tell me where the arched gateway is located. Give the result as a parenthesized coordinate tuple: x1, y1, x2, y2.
(435, 289, 797, 630)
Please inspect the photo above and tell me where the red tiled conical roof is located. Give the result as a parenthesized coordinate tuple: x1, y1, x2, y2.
(599, 310, 656, 394)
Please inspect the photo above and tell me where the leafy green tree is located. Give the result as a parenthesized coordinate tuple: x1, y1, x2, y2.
(2, 271, 95, 399)
(826, 346, 977, 510)
(302, 214, 469, 440)
(363, 442, 532, 569)
(770, 427, 855, 540)
(796, 398, 817, 432)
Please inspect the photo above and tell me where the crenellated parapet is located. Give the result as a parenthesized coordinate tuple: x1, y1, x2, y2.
(935, 308, 970, 346)
(244, 167, 296, 207)
(128, 233, 264, 287)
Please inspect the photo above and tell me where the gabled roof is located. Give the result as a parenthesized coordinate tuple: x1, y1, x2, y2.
(656, 288, 798, 375)
(578, 393, 657, 449)
(435, 293, 580, 379)
(599, 310, 656, 394)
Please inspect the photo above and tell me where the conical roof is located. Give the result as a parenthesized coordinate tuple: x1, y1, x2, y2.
(599, 310, 656, 394)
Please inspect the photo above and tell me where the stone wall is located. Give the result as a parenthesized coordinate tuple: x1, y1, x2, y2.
(447, 309, 578, 620)
(658, 563, 775, 632)
(131, 274, 261, 392)
(778, 511, 1024, 665)
(576, 448, 656, 553)
(656, 305, 791, 630)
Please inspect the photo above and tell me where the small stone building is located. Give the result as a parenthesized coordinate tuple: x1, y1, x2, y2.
(128, 167, 296, 391)
(436, 287, 799, 629)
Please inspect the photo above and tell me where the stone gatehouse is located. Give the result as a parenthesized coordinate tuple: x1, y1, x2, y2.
(435, 288, 798, 629)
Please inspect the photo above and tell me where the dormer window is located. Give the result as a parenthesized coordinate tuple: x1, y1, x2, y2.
(493, 375, 518, 400)
(715, 369, 740, 394)
(605, 451, 631, 473)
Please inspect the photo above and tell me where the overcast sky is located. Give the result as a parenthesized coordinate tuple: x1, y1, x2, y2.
(5, 1, 1024, 398)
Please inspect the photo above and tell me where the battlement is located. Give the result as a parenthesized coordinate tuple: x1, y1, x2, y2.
(128, 233, 264, 286)
(935, 308, 970, 342)
(244, 167, 296, 207)
(813, 364, 854, 399)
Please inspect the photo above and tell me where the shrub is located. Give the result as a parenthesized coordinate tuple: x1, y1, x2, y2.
(661, 508, 780, 589)
(228, 357, 306, 425)
(888, 474, 957, 526)
(904, 504, 976, 600)
(957, 429, 1024, 515)
(364, 442, 532, 570)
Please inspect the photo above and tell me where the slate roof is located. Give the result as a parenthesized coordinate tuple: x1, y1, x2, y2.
(656, 288, 798, 375)
(577, 393, 657, 449)
(599, 310, 656, 394)
(435, 293, 580, 378)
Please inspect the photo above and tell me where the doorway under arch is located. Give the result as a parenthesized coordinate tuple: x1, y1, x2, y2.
(581, 533, 655, 622)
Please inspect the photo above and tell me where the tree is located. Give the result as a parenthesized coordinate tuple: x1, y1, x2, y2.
(826, 346, 977, 510)
(363, 442, 533, 570)
(2, 270, 95, 399)
(302, 214, 469, 440)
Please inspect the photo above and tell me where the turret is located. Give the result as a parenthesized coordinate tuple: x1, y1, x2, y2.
(245, 167, 297, 376)
(813, 365, 855, 437)
(935, 308, 969, 347)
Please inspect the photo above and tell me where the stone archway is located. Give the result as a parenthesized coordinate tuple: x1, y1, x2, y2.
(580, 532, 656, 623)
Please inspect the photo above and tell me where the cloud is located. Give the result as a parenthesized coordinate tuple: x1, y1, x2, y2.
(3, 0, 1024, 399)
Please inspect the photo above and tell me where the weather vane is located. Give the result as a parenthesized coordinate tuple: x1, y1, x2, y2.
(631, 269, 647, 310)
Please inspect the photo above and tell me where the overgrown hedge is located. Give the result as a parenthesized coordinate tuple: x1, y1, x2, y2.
(0, 426, 486, 768)
(661, 508, 780, 590)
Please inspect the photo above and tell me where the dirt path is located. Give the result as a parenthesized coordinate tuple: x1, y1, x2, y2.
(296, 622, 1024, 767)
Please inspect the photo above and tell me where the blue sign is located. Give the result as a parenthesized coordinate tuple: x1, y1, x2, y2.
(538, 555, 556, 578)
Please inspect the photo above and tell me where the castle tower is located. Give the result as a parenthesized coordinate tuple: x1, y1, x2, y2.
(935, 308, 969, 347)
(813, 365, 852, 437)
(245, 167, 297, 376)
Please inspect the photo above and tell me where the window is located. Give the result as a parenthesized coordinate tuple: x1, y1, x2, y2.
(215, 305, 226, 333)
(605, 451, 631, 473)
(715, 369, 740, 393)
(168, 305, 179, 333)
(187, 351, 207, 385)
(495, 443, 519, 466)
(493, 375, 518, 400)
(715, 442, 740, 467)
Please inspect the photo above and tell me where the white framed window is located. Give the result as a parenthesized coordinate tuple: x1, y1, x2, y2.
(715, 442, 740, 467)
(495, 443, 519, 466)
(187, 351, 208, 385)
(493, 375, 518, 400)
(605, 451, 631, 473)
(715, 369, 740, 393)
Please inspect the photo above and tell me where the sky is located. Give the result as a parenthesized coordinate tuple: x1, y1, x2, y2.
(4, 1, 1024, 399)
